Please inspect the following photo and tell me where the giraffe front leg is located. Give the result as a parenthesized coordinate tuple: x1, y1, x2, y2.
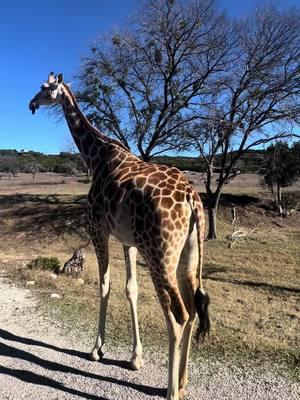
(90, 235, 110, 362)
(123, 246, 144, 370)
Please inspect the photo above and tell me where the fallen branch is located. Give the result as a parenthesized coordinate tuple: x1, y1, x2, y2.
(226, 206, 259, 248)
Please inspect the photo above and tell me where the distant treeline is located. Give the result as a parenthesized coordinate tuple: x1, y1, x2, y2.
(0, 148, 268, 175)
(153, 150, 266, 173)
(0, 150, 85, 175)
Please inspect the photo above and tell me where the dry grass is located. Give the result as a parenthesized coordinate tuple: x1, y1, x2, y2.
(0, 173, 299, 374)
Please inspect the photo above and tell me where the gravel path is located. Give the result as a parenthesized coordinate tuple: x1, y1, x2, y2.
(0, 275, 299, 400)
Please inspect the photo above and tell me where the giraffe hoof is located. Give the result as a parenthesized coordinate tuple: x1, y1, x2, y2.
(89, 348, 103, 362)
(179, 387, 186, 400)
(130, 356, 144, 370)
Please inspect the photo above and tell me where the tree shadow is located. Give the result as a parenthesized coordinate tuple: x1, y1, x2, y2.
(0, 194, 89, 240)
(200, 192, 260, 208)
(0, 332, 166, 398)
(15, 180, 71, 187)
(202, 263, 299, 293)
(203, 263, 228, 278)
(205, 276, 300, 293)
(0, 193, 86, 205)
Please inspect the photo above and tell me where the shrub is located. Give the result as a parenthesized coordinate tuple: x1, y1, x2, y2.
(77, 178, 90, 184)
(27, 256, 61, 272)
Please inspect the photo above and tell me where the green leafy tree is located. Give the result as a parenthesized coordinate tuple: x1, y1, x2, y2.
(260, 142, 299, 216)
(291, 141, 300, 175)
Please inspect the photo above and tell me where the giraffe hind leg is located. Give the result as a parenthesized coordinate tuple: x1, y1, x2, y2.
(147, 252, 189, 400)
(177, 225, 198, 398)
(164, 284, 189, 400)
(177, 222, 210, 398)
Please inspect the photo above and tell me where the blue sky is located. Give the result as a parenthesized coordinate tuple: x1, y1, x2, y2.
(0, 0, 299, 154)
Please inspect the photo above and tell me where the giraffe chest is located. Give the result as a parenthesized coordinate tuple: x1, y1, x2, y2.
(109, 201, 136, 246)
(88, 190, 135, 246)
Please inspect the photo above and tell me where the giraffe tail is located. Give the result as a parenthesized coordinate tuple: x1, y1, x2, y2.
(194, 287, 210, 344)
(190, 202, 210, 344)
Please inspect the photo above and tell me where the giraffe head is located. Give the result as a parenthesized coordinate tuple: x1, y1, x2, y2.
(29, 72, 64, 114)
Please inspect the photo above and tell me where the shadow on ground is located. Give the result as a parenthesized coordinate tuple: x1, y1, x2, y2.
(200, 192, 261, 208)
(203, 263, 300, 293)
(0, 328, 166, 399)
(0, 192, 266, 242)
(0, 194, 88, 241)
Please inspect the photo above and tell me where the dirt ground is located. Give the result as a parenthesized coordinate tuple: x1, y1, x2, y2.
(0, 274, 299, 400)
(0, 172, 299, 399)
(0, 172, 88, 195)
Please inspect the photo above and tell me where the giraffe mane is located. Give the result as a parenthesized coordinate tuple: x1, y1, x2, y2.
(63, 83, 130, 153)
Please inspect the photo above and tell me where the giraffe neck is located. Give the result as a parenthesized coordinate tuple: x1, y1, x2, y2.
(60, 84, 128, 172)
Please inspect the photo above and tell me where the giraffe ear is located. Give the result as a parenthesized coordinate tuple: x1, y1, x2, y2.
(48, 72, 55, 84)
(57, 73, 64, 84)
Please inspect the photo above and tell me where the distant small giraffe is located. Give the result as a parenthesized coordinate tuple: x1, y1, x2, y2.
(29, 72, 210, 400)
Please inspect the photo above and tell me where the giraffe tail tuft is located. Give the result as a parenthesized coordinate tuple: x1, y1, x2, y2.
(194, 288, 210, 344)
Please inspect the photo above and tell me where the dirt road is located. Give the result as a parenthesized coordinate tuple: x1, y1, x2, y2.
(0, 274, 298, 400)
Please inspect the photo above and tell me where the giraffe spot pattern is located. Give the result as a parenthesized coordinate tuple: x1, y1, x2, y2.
(60, 85, 205, 325)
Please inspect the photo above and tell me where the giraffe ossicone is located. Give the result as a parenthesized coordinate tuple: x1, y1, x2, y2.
(29, 72, 210, 400)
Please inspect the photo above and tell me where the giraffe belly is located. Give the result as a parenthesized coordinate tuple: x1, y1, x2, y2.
(110, 207, 135, 247)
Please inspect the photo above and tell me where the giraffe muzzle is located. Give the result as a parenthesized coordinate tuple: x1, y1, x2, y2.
(29, 101, 39, 115)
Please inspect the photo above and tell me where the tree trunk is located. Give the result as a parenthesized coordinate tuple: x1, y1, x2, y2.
(277, 184, 283, 217)
(86, 168, 91, 182)
(270, 184, 277, 205)
(142, 152, 151, 162)
(277, 184, 282, 205)
(206, 191, 222, 240)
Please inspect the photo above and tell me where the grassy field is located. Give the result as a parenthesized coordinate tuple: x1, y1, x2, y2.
(0, 172, 299, 378)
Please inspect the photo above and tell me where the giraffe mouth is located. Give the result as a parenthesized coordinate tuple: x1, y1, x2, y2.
(29, 101, 39, 115)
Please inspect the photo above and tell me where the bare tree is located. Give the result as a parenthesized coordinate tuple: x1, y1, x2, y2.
(30, 165, 37, 180)
(190, 4, 300, 239)
(77, 0, 232, 160)
(62, 136, 91, 180)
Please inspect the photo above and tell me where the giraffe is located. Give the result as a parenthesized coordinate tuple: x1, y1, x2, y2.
(29, 72, 210, 400)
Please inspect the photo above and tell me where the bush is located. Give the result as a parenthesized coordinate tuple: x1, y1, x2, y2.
(77, 178, 91, 184)
(27, 256, 61, 272)
(283, 193, 299, 211)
